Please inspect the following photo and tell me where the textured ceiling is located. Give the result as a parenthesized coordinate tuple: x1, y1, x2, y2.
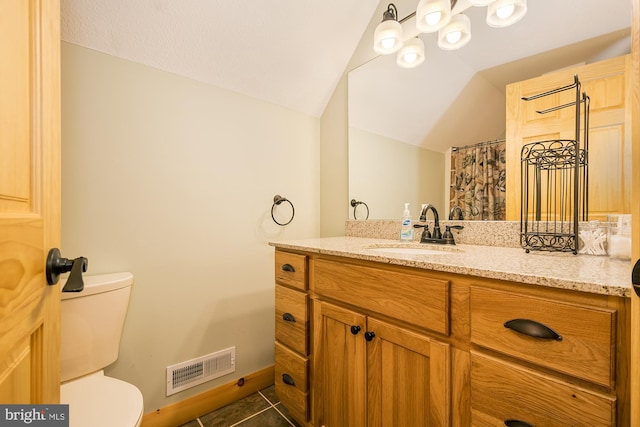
(60, 0, 633, 150)
(60, 0, 379, 117)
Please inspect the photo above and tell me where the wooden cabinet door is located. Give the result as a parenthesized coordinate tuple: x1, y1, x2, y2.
(367, 318, 450, 427)
(314, 301, 367, 427)
(505, 55, 631, 220)
(0, 0, 61, 403)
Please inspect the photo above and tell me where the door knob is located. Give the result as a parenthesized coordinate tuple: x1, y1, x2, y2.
(46, 248, 88, 292)
(632, 259, 640, 297)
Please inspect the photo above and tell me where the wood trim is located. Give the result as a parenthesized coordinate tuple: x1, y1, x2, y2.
(630, 0, 640, 425)
(141, 366, 274, 427)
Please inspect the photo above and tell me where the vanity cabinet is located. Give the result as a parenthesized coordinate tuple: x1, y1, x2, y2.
(311, 257, 452, 427)
(274, 251, 310, 423)
(469, 283, 629, 426)
(272, 248, 630, 426)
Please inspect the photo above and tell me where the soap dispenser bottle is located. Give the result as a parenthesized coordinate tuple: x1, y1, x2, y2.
(400, 203, 413, 241)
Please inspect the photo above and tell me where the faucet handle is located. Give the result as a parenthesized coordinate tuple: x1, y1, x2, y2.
(443, 225, 464, 244)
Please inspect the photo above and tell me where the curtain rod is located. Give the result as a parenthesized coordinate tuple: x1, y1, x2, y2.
(451, 138, 505, 152)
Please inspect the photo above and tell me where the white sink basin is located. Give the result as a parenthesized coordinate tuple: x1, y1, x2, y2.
(366, 245, 459, 255)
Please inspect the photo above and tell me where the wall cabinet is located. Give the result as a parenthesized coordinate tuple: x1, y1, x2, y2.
(273, 249, 630, 426)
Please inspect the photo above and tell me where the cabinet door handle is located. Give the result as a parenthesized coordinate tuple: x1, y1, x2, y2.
(281, 263, 295, 273)
(364, 331, 376, 341)
(504, 420, 534, 427)
(282, 373, 296, 386)
(282, 312, 296, 322)
(504, 318, 562, 341)
(350, 325, 361, 335)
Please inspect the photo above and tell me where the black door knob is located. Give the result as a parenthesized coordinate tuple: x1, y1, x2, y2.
(364, 331, 376, 341)
(45, 248, 88, 292)
(350, 325, 361, 335)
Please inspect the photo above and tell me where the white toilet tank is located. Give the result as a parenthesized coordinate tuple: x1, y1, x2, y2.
(60, 272, 134, 382)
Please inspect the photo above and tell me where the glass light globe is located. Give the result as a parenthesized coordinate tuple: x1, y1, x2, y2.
(416, 0, 451, 33)
(496, 3, 515, 19)
(437, 14, 471, 50)
(381, 37, 396, 50)
(487, 0, 527, 27)
(446, 31, 462, 44)
(396, 37, 425, 68)
(426, 11, 442, 26)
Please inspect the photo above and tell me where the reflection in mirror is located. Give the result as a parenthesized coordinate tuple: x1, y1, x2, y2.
(348, 0, 631, 221)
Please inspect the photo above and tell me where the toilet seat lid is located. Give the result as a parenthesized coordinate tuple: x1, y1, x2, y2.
(61, 374, 143, 427)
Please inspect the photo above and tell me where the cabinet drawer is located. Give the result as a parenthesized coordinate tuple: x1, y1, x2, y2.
(275, 285, 308, 355)
(313, 258, 450, 335)
(275, 251, 307, 291)
(470, 286, 616, 387)
(275, 343, 309, 424)
(275, 341, 308, 393)
(470, 352, 615, 427)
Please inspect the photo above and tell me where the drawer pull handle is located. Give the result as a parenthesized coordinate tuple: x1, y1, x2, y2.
(282, 312, 296, 322)
(350, 325, 361, 335)
(282, 373, 296, 386)
(504, 420, 534, 427)
(364, 331, 376, 342)
(281, 263, 295, 273)
(504, 318, 562, 341)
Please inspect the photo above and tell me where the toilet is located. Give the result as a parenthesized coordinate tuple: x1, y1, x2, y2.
(60, 272, 144, 427)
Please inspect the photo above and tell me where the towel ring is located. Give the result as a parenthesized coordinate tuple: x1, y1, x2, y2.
(350, 199, 369, 220)
(272, 195, 295, 226)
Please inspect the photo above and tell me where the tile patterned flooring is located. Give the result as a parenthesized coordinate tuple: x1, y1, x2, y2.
(178, 386, 301, 427)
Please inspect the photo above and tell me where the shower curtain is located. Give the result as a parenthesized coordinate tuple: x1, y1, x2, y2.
(449, 140, 506, 220)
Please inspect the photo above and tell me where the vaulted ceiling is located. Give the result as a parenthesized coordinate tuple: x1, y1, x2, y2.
(61, 0, 633, 152)
(61, 0, 379, 117)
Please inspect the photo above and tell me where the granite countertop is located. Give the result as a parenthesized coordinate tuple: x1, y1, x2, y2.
(270, 236, 632, 298)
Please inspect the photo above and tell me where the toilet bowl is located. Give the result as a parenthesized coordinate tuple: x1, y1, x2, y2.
(59, 272, 143, 427)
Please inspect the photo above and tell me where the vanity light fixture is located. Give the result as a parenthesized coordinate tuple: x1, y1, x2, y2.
(374, 0, 527, 65)
(373, 3, 403, 54)
(486, 0, 527, 28)
(397, 37, 425, 68)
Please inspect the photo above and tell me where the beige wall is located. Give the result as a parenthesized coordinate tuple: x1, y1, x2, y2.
(349, 127, 444, 220)
(319, 75, 349, 236)
(61, 43, 320, 411)
(319, 3, 383, 237)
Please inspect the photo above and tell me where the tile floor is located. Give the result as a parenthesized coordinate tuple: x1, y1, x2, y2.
(178, 385, 301, 427)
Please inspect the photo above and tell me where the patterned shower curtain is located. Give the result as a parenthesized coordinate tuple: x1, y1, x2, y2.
(449, 140, 506, 220)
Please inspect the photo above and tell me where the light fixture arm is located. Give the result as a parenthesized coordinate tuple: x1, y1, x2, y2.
(383, 3, 399, 22)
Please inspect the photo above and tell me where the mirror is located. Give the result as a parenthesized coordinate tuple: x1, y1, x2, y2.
(348, 0, 632, 220)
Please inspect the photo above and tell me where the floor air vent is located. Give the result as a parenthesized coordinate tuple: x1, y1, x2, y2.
(166, 347, 236, 396)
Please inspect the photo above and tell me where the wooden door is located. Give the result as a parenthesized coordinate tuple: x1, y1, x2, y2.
(506, 55, 631, 221)
(313, 301, 367, 427)
(366, 318, 450, 427)
(630, 0, 640, 425)
(0, 0, 61, 404)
